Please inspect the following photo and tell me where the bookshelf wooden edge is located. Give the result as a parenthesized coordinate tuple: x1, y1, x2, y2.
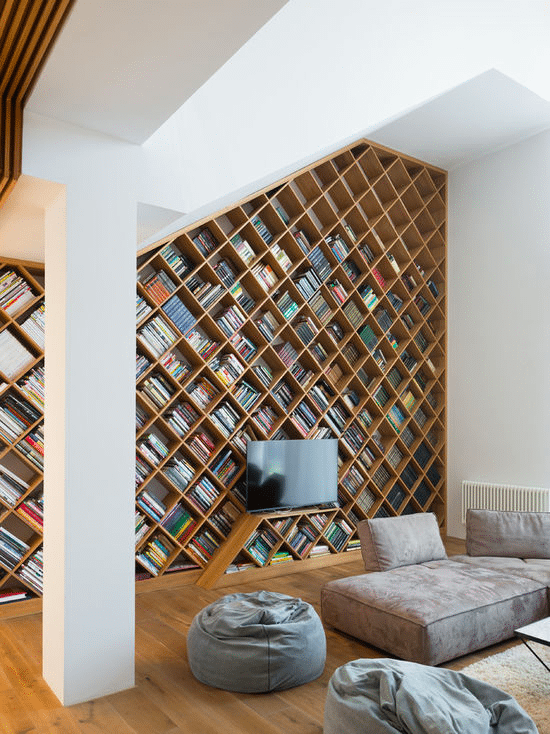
(136, 137, 447, 258)
(195, 512, 262, 589)
(209, 548, 363, 589)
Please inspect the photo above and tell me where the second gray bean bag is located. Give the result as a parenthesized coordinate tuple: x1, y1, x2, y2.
(187, 590, 326, 692)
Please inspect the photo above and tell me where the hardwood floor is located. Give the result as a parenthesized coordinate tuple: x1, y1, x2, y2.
(0, 539, 518, 734)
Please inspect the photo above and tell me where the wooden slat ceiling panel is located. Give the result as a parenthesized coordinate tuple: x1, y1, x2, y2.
(0, 0, 75, 207)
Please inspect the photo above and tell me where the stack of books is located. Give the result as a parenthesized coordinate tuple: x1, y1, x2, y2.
(19, 303, 45, 348)
(160, 243, 194, 277)
(162, 294, 196, 334)
(17, 365, 44, 411)
(163, 401, 199, 437)
(0, 330, 35, 380)
(0, 270, 34, 315)
(0, 393, 41, 441)
(17, 547, 43, 593)
(163, 455, 195, 491)
(141, 269, 176, 305)
(137, 316, 178, 357)
(161, 504, 197, 542)
(137, 534, 175, 576)
(185, 476, 220, 514)
(16, 425, 44, 470)
(191, 227, 218, 256)
(230, 233, 256, 265)
(0, 463, 28, 506)
(0, 526, 29, 569)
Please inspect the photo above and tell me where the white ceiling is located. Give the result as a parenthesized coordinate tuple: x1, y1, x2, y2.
(368, 70, 550, 171)
(27, 0, 287, 144)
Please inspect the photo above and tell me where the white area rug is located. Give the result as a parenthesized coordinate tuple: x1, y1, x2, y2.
(459, 642, 550, 734)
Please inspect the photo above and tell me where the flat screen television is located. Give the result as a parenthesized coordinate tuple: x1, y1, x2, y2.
(245, 438, 339, 513)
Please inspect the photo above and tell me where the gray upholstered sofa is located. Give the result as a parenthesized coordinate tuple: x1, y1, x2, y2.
(321, 510, 550, 666)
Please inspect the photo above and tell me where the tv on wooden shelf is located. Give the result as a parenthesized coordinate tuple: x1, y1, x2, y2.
(245, 438, 338, 513)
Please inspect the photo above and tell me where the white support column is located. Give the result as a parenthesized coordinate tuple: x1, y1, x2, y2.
(43, 175, 136, 705)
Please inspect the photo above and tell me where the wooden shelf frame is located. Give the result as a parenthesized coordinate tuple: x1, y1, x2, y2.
(134, 138, 447, 588)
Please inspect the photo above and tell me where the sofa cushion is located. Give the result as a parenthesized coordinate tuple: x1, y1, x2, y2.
(466, 509, 550, 558)
(321, 559, 548, 665)
(453, 554, 550, 588)
(357, 513, 447, 572)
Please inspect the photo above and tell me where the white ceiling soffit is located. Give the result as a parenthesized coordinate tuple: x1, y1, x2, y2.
(137, 202, 185, 247)
(27, 0, 287, 144)
(368, 70, 550, 171)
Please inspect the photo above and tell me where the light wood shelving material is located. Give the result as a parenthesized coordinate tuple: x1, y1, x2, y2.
(135, 138, 447, 589)
(0, 138, 446, 614)
(0, 256, 45, 612)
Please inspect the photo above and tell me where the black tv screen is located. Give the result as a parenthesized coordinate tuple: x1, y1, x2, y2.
(246, 438, 338, 513)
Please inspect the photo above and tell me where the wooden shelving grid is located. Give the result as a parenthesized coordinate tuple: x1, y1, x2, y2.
(0, 137, 446, 611)
(135, 139, 446, 589)
(0, 257, 45, 616)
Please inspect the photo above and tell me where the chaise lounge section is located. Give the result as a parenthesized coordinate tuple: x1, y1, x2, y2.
(321, 510, 550, 665)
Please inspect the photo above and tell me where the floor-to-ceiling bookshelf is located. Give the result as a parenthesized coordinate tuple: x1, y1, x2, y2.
(0, 257, 45, 615)
(0, 137, 446, 612)
(135, 138, 446, 589)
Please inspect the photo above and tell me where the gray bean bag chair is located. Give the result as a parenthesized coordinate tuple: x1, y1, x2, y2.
(324, 658, 538, 734)
(187, 590, 326, 692)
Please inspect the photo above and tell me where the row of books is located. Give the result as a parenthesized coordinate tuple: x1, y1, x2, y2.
(186, 276, 224, 310)
(209, 400, 241, 438)
(185, 328, 218, 360)
(0, 329, 35, 380)
(229, 281, 255, 313)
(325, 234, 350, 262)
(162, 294, 197, 334)
(16, 494, 43, 533)
(275, 291, 298, 320)
(0, 526, 30, 569)
(191, 227, 219, 257)
(230, 331, 258, 362)
(215, 303, 246, 338)
(141, 268, 176, 305)
(0, 462, 29, 506)
(160, 242, 194, 278)
(138, 315, 178, 358)
(161, 503, 197, 542)
(159, 350, 191, 381)
(212, 258, 237, 288)
(18, 547, 43, 594)
(16, 425, 44, 470)
(0, 393, 41, 441)
(163, 401, 199, 437)
(251, 261, 278, 292)
(309, 291, 332, 326)
(209, 352, 245, 388)
(136, 405, 150, 432)
(17, 364, 44, 411)
(187, 528, 221, 565)
(138, 432, 170, 466)
(20, 303, 45, 349)
(255, 310, 280, 341)
(137, 534, 175, 575)
(139, 372, 175, 409)
(230, 233, 256, 265)
(187, 430, 216, 463)
(208, 500, 240, 537)
(209, 448, 240, 487)
(163, 455, 195, 491)
(137, 489, 167, 523)
(0, 270, 35, 316)
(292, 268, 321, 301)
(186, 475, 220, 515)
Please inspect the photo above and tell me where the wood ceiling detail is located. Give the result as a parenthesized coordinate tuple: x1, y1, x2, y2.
(0, 0, 75, 208)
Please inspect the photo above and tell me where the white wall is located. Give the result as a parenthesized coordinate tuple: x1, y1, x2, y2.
(447, 128, 550, 537)
(141, 0, 550, 221)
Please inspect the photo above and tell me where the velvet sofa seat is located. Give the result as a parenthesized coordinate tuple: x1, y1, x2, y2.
(321, 559, 547, 665)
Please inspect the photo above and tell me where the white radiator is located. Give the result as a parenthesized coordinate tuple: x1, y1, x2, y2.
(461, 481, 550, 523)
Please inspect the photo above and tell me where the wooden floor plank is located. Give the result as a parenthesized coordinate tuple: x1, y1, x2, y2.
(0, 544, 517, 734)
